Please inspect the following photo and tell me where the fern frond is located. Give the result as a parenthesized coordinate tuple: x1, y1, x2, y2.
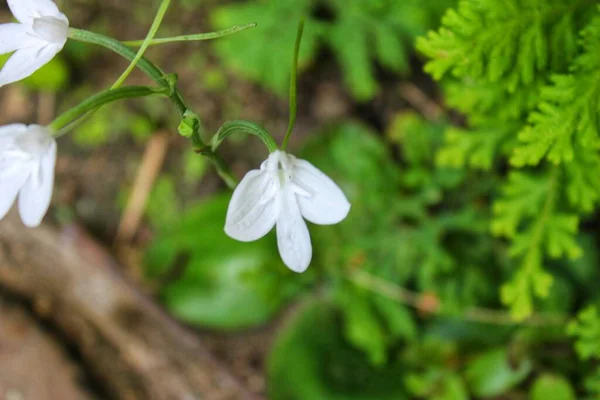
(417, 0, 593, 88)
(436, 124, 516, 170)
(512, 14, 600, 166)
(444, 78, 545, 124)
(493, 168, 582, 319)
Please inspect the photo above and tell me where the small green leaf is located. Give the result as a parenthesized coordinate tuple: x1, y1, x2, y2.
(268, 302, 409, 400)
(530, 374, 576, 400)
(465, 348, 532, 397)
(145, 195, 304, 330)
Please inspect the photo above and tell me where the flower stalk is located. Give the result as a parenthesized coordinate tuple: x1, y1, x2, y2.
(281, 18, 305, 151)
(67, 28, 238, 186)
(48, 86, 170, 134)
(122, 23, 257, 47)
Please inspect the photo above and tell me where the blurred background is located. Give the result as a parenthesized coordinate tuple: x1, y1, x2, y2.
(0, 0, 598, 399)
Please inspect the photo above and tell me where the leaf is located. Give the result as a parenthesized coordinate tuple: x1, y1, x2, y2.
(568, 306, 600, 361)
(267, 302, 409, 400)
(212, 0, 455, 100)
(339, 289, 388, 366)
(493, 168, 582, 319)
(512, 15, 600, 167)
(465, 347, 532, 397)
(210, 0, 322, 96)
(436, 125, 515, 170)
(417, 0, 592, 87)
(530, 374, 576, 400)
(145, 195, 305, 329)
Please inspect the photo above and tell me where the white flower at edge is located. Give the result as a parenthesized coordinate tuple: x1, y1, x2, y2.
(225, 150, 351, 273)
(0, 124, 56, 227)
(0, 0, 69, 86)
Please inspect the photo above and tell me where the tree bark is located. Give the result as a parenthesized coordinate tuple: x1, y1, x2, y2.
(0, 214, 259, 400)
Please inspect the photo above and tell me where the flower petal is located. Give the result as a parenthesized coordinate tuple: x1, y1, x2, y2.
(0, 43, 61, 86)
(7, 0, 62, 25)
(0, 23, 36, 55)
(225, 169, 279, 242)
(293, 159, 351, 225)
(276, 186, 312, 273)
(0, 162, 30, 222)
(18, 140, 56, 227)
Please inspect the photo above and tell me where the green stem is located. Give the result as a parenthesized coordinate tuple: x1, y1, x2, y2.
(212, 120, 278, 153)
(67, 28, 239, 186)
(113, 0, 171, 89)
(281, 18, 305, 151)
(122, 23, 257, 47)
(68, 28, 165, 84)
(48, 86, 169, 134)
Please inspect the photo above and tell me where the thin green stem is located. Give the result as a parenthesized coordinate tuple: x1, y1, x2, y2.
(48, 86, 169, 134)
(122, 23, 257, 47)
(350, 270, 567, 327)
(212, 120, 278, 153)
(281, 18, 305, 151)
(67, 28, 240, 185)
(112, 0, 171, 89)
(69, 29, 168, 89)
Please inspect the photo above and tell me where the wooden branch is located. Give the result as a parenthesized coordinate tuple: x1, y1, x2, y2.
(0, 214, 259, 400)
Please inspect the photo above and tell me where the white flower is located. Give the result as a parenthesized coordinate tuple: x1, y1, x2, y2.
(225, 150, 350, 273)
(0, 0, 69, 86)
(0, 124, 56, 227)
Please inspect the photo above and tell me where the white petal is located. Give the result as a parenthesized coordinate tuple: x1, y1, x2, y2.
(0, 124, 27, 136)
(18, 140, 56, 227)
(0, 43, 61, 86)
(0, 162, 30, 221)
(293, 159, 351, 225)
(0, 23, 36, 54)
(7, 0, 62, 25)
(276, 186, 312, 273)
(225, 169, 279, 242)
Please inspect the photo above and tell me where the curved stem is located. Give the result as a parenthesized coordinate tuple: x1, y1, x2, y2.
(122, 23, 257, 47)
(68, 28, 186, 115)
(281, 18, 305, 151)
(212, 120, 278, 153)
(67, 28, 240, 186)
(48, 86, 169, 134)
(350, 270, 567, 327)
(113, 0, 171, 88)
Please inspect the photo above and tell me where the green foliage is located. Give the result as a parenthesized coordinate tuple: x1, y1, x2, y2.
(530, 374, 576, 400)
(418, 0, 600, 319)
(211, 0, 456, 100)
(465, 347, 532, 397)
(71, 103, 154, 147)
(267, 302, 409, 400)
(568, 306, 600, 361)
(512, 16, 600, 167)
(417, 0, 592, 87)
(210, 0, 321, 96)
(145, 195, 308, 329)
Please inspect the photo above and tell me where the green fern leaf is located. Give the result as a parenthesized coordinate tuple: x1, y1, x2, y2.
(417, 0, 593, 88)
(436, 124, 516, 170)
(512, 15, 600, 166)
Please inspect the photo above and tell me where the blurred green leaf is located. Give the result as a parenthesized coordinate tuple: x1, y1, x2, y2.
(211, 0, 321, 96)
(211, 0, 455, 100)
(146, 194, 306, 330)
(268, 302, 409, 400)
(530, 374, 576, 400)
(465, 347, 532, 397)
